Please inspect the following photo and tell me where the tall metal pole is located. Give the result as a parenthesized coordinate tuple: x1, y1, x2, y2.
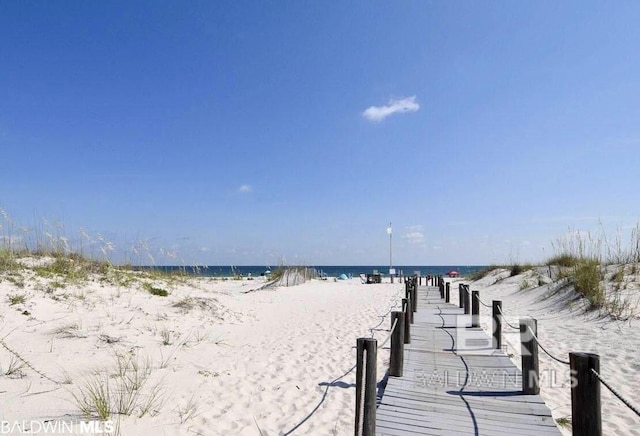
(388, 222, 393, 284)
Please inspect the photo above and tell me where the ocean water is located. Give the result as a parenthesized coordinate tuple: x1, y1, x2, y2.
(136, 265, 486, 278)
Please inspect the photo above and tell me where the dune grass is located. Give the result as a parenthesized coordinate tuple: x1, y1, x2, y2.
(545, 225, 640, 311)
(73, 351, 164, 420)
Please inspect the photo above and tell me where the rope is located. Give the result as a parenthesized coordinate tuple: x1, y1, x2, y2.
(284, 286, 402, 435)
(473, 292, 492, 308)
(525, 326, 570, 365)
(591, 368, 640, 417)
(496, 305, 520, 330)
(378, 318, 398, 349)
(0, 339, 61, 385)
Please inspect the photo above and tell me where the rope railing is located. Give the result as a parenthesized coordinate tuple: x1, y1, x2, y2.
(525, 325, 571, 365)
(473, 291, 492, 308)
(495, 304, 520, 330)
(490, 294, 639, 434)
(0, 338, 62, 385)
(285, 287, 403, 435)
(379, 317, 399, 349)
(376, 279, 640, 435)
(590, 368, 640, 418)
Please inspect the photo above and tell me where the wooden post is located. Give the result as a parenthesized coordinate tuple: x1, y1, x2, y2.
(459, 284, 464, 309)
(439, 282, 444, 299)
(411, 284, 417, 313)
(445, 284, 450, 303)
(389, 311, 405, 377)
(471, 291, 479, 328)
(355, 338, 377, 436)
(570, 352, 601, 436)
(520, 318, 539, 395)
(463, 285, 470, 315)
(492, 300, 502, 350)
(402, 298, 411, 342)
(445, 282, 450, 300)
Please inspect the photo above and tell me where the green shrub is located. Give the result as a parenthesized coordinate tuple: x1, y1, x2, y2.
(143, 283, 168, 297)
(8, 293, 26, 305)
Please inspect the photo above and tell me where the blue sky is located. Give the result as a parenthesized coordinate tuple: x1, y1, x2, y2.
(2, 1, 640, 266)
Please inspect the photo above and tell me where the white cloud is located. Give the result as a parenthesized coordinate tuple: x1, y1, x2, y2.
(403, 231, 425, 244)
(238, 184, 252, 193)
(362, 96, 420, 122)
(402, 225, 425, 245)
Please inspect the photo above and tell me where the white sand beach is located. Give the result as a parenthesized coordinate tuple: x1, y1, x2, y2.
(0, 263, 401, 435)
(1, 259, 639, 435)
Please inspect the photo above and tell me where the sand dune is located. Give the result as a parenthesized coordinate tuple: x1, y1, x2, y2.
(459, 267, 640, 436)
(0, 264, 401, 435)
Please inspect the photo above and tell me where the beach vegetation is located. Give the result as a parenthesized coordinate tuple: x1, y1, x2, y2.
(3, 355, 27, 378)
(143, 283, 169, 297)
(611, 266, 625, 290)
(73, 351, 163, 420)
(510, 263, 524, 277)
(545, 254, 579, 268)
(555, 416, 571, 430)
(545, 227, 640, 311)
(4, 272, 25, 288)
(73, 374, 112, 420)
(468, 265, 501, 281)
(160, 329, 172, 346)
(176, 395, 199, 423)
(7, 293, 26, 306)
(509, 263, 533, 277)
(172, 296, 194, 312)
(53, 322, 82, 338)
(572, 258, 604, 308)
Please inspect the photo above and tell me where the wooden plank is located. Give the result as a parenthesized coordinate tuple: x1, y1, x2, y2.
(376, 287, 561, 435)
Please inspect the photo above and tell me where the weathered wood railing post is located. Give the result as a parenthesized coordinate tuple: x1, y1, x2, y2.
(439, 281, 444, 299)
(520, 318, 540, 395)
(458, 284, 464, 309)
(463, 285, 470, 315)
(570, 352, 601, 436)
(471, 290, 480, 328)
(445, 283, 450, 303)
(402, 298, 411, 342)
(389, 311, 405, 377)
(492, 300, 502, 350)
(411, 283, 417, 314)
(355, 338, 377, 436)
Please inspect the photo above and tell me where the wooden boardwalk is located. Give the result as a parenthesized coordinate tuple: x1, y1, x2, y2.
(376, 286, 561, 435)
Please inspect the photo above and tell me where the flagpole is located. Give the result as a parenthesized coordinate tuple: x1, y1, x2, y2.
(388, 222, 393, 284)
